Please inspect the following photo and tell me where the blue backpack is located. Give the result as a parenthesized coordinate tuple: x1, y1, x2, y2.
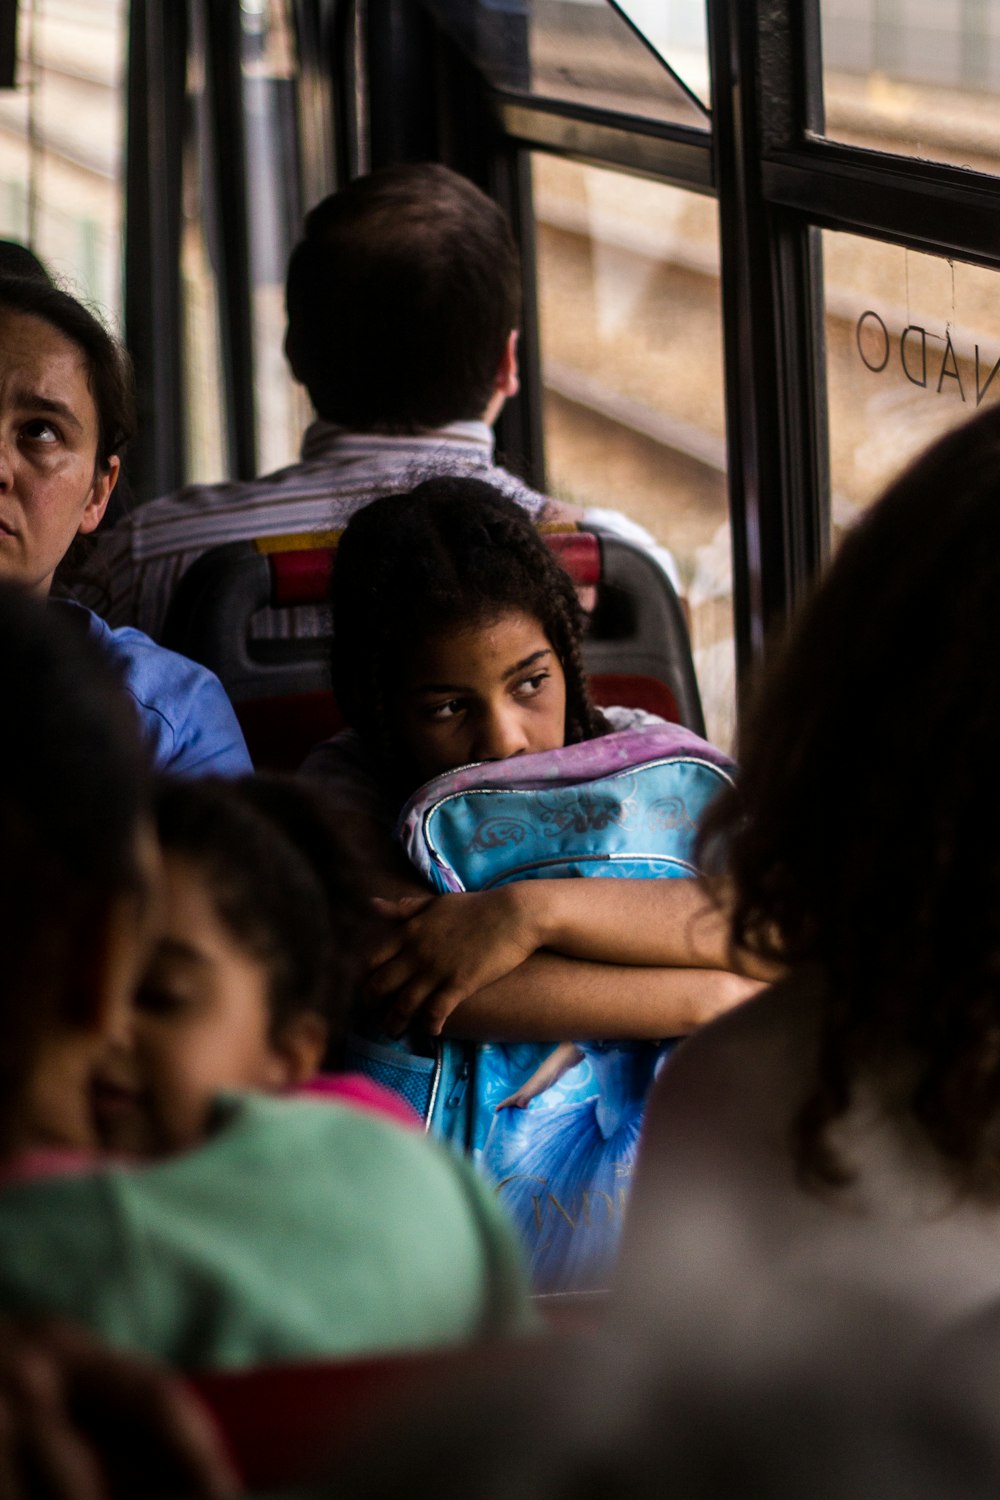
(346, 722, 735, 1292)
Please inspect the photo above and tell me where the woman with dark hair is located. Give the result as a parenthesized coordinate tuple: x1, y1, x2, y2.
(0, 272, 249, 774)
(618, 400, 1000, 1325)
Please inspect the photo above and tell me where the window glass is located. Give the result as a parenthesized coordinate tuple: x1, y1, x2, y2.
(531, 154, 733, 748)
(180, 19, 229, 485)
(240, 0, 311, 475)
(425, 0, 708, 130)
(0, 0, 126, 319)
(825, 229, 1000, 543)
(821, 0, 1000, 175)
(614, 0, 710, 108)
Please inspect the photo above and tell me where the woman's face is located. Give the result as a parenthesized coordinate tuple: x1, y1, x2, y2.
(0, 307, 118, 596)
(397, 608, 568, 783)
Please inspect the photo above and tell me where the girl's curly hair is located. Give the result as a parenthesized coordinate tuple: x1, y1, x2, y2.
(153, 774, 380, 1064)
(331, 477, 607, 797)
(698, 402, 1000, 1193)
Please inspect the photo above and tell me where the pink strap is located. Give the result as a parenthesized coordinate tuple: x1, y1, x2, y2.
(294, 1073, 422, 1130)
(0, 1148, 97, 1187)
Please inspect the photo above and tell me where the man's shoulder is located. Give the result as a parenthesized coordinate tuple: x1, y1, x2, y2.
(72, 425, 588, 635)
(114, 460, 349, 555)
(107, 428, 567, 556)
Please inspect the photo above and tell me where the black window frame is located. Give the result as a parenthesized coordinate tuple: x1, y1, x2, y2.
(126, 0, 334, 499)
(359, 0, 1000, 687)
(126, 0, 1000, 688)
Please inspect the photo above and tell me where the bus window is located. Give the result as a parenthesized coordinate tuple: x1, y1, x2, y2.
(0, 0, 126, 319)
(181, 0, 311, 487)
(530, 153, 733, 749)
(240, 0, 311, 477)
(825, 231, 1000, 542)
(432, 0, 709, 130)
(820, 0, 1000, 176)
(180, 4, 229, 485)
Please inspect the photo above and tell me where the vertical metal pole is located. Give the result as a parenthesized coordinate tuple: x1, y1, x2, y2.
(26, 0, 38, 244)
(708, 0, 828, 679)
(0, 0, 18, 90)
(203, 0, 258, 479)
(290, 0, 337, 209)
(364, 0, 437, 167)
(492, 146, 546, 493)
(124, 0, 186, 500)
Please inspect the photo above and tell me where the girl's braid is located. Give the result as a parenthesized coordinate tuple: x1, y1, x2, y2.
(547, 581, 608, 744)
(489, 513, 606, 746)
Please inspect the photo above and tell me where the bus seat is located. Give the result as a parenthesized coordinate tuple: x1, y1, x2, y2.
(188, 1348, 464, 1491)
(162, 527, 705, 769)
(162, 538, 336, 771)
(186, 1308, 601, 1493)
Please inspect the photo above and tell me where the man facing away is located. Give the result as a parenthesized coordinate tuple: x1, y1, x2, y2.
(72, 162, 677, 641)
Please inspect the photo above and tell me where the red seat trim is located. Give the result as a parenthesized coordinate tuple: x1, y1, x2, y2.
(588, 672, 679, 725)
(544, 530, 601, 585)
(266, 531, 603, 611)
(269, 550, 335, 607)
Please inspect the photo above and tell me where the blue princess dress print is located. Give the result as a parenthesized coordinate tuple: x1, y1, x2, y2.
(480, 1040, 672, 1292)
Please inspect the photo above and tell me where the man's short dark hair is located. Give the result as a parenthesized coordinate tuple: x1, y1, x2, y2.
(285, 163, 521, 432)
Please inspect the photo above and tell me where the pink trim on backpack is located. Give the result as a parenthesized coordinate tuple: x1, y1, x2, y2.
(396, 724, 735, 889)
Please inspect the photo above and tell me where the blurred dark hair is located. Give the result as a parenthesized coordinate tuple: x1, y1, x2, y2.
(0, 241, 50, 283)
(154, 774, 377, 1062)
(331, 477, 607, 799)
(285, 163, 520, 431)
(0, 272, 135, 470)
(0, 584, 150, 1149)
(698, 401, 1000, 1190)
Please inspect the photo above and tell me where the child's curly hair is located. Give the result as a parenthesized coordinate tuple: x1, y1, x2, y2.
(331, 477, 607, 795)
(154, 774, 381, 1066)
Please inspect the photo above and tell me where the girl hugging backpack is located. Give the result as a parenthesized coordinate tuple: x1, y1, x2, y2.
(346, 722, 735, 1293)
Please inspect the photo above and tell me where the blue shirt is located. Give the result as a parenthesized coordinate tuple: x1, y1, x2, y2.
(56, 602, 251, 776)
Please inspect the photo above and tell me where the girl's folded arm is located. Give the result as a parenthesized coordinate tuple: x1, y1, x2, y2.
(437, 955, 762, 1042)
(364, 878, 779, 1037)
(525, 877, 777, 980)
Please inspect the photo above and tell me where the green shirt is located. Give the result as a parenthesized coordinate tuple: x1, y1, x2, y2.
(0, 1094, 532, 1369)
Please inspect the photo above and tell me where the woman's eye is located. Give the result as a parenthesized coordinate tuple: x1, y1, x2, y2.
(22, 419, 59, 444)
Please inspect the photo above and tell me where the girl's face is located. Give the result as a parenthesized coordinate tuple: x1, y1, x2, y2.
(398, 608, 567, 782)
(91, 852, 323, 1157)
(0, 307, 118, 597)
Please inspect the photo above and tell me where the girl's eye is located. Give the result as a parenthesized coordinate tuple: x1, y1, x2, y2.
(135, 982, 189, 1018)
(425, 698, 464, 722)
(22, 419, 59, 444)
(514, 671, 550, 699)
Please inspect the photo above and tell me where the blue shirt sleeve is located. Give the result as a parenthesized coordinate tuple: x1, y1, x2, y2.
(137, 649, 253, 776)
(75, 608, 252, 776)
